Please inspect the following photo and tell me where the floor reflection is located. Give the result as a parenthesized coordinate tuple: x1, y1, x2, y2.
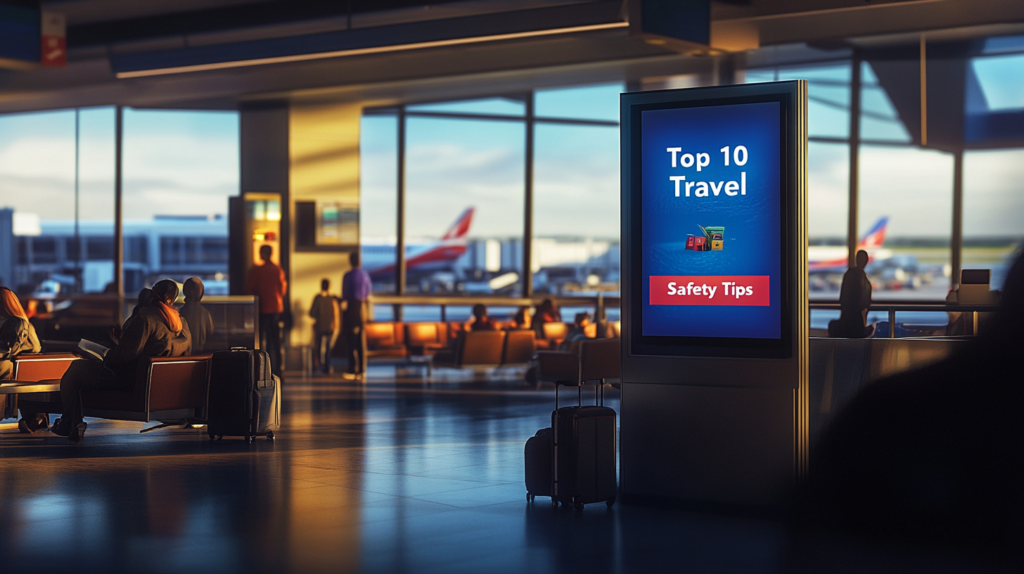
(0, 367, 785, 573)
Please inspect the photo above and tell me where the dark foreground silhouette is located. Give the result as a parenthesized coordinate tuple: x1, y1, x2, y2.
(791, 252, 1024, 571)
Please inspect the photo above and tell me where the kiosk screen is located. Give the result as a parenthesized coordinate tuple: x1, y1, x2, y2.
(638, 100, 786, 343)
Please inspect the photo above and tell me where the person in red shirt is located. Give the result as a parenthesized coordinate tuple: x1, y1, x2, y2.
(246, 245, 287, 377)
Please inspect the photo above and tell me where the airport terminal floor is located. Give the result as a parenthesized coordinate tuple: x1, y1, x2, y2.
(0, 366, 1012, 574)
(0, 366, 796, 574)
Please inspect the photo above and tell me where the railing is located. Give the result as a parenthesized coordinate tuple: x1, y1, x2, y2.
(369, 295, 999, 339)
(809, 300, 1000, 338)
(370, 294, 621, 322)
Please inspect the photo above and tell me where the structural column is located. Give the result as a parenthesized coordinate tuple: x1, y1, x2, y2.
(523, 94, 535, 298)
(951, 149, 964, 287)
(114, 105, 124, 322)
(847, 50, 861, 267)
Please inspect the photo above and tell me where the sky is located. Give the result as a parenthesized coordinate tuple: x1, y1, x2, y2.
(0, 108, 239, 224)
(2, 73, 1023, 243)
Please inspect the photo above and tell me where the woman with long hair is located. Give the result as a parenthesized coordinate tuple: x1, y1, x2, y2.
(51, 279, 191, 443)
(0, 287, 41, 379)
(0, 287, 42, 426)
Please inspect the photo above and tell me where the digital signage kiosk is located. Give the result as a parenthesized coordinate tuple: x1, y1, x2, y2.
(620, 81, 808, 506)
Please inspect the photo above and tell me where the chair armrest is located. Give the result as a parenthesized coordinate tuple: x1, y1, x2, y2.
(143, 356, 211, 412)
(12, 353, 81, 381)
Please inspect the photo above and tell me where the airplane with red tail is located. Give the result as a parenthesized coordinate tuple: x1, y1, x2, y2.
(361, 207, 474, 279)
(808, 217, 892, 272)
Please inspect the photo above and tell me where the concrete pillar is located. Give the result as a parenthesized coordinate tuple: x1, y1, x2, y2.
(239, 101, 362, 349)
(288, 101, 362, 347)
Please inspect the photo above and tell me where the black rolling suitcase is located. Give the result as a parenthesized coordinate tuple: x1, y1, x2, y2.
(525, 427, 553, 504)
(208, 349, 280, 442)
(552, 405, 617, 509)
(525, 381, 617, 509)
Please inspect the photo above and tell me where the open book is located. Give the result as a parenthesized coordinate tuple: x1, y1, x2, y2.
(78, 339, 110, 362)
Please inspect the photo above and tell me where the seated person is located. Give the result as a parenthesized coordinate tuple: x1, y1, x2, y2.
(180, 277, 214, 354)
(508, 306, 532, 331)
(829, 250, 874, 338)
(533, 298, 562, 340)
(0, 287, 42, 380)
(20, 288, 154, 434)
(562, 312, 593, 348)
(0, 287, 42, 425)
(51, 279, 191, 443)
(469, 304, 497, 332)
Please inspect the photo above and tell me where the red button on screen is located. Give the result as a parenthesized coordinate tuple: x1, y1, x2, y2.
(649, 276, 770, 306)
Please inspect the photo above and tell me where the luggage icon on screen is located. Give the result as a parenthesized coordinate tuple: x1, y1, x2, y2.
(687, 226, 724, 251)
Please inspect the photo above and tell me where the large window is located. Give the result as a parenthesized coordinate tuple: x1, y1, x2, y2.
(405, 114, 525, 295)
(123, 109, 238, 295)
(533, 83, 622, 296)
(360, 87, 624, 299)
(0, 108, 115, 295)
(359, 113, 398, 294)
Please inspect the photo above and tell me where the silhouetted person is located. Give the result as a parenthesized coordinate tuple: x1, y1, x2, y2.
(469, 303, 497, 332)
(534, 298, 562, 340)
(246, 245, 287, 377)
(309, 278, 338, 374)
(341, 252, 370, 380)
(180, 278, 214, 354)
(52, 280, 190, 443)
(562, 312, 592, 348)
(829, 249, 873, 338)
(508, 306, 532, 331)
(791, 251, 1024, 570)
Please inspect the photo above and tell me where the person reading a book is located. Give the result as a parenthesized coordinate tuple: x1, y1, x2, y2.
(180, 278, 214, 354)
(51, 279, 191, 443)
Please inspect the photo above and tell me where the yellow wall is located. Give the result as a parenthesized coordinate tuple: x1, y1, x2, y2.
(288, 101, 362, 346)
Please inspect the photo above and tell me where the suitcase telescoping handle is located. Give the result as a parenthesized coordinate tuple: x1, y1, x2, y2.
(554, 382, 583, 411)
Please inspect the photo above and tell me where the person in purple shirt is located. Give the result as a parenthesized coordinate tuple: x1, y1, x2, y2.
(341, 251, 372, 380)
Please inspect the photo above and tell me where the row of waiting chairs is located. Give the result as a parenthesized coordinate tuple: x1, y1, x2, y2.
(7, 353, 211, 429)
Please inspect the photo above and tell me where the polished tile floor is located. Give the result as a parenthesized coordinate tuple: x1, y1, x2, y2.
(0, 366, 788, 574)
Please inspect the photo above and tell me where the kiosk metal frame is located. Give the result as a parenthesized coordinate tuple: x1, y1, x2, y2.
(619, 81, 808, 507)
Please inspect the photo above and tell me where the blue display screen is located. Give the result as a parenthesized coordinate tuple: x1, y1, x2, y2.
(640, 101, 782, 339)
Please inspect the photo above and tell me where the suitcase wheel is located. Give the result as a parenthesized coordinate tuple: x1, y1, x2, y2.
(573, 498, 584, 511)
(551, 499, 558, 509)
(266, 431, 275, 441)
(606, 497, 615, 508)
(527, 493, 533, 503)
(245, 435, 253, 443)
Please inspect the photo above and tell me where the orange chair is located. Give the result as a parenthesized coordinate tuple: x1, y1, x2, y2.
(404, 322, 446, 356)
(365, 322, 407, 359)
(501, 330, 536, 366)
(2, 353, 81, 420)
(429, 330, 507, 377)
(540, 322, 569, 349)
(18, 355, 212, 429)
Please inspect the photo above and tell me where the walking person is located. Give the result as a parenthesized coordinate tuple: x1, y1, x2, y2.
(341, 252, 371, 381)
(246, 245, 287, 377)
(309, 278, 339, 375)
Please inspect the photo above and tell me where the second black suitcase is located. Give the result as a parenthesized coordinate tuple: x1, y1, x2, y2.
(552, 405, 617, 510)
(525, 427, 554, 504)
(208, 349, 280, 442)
